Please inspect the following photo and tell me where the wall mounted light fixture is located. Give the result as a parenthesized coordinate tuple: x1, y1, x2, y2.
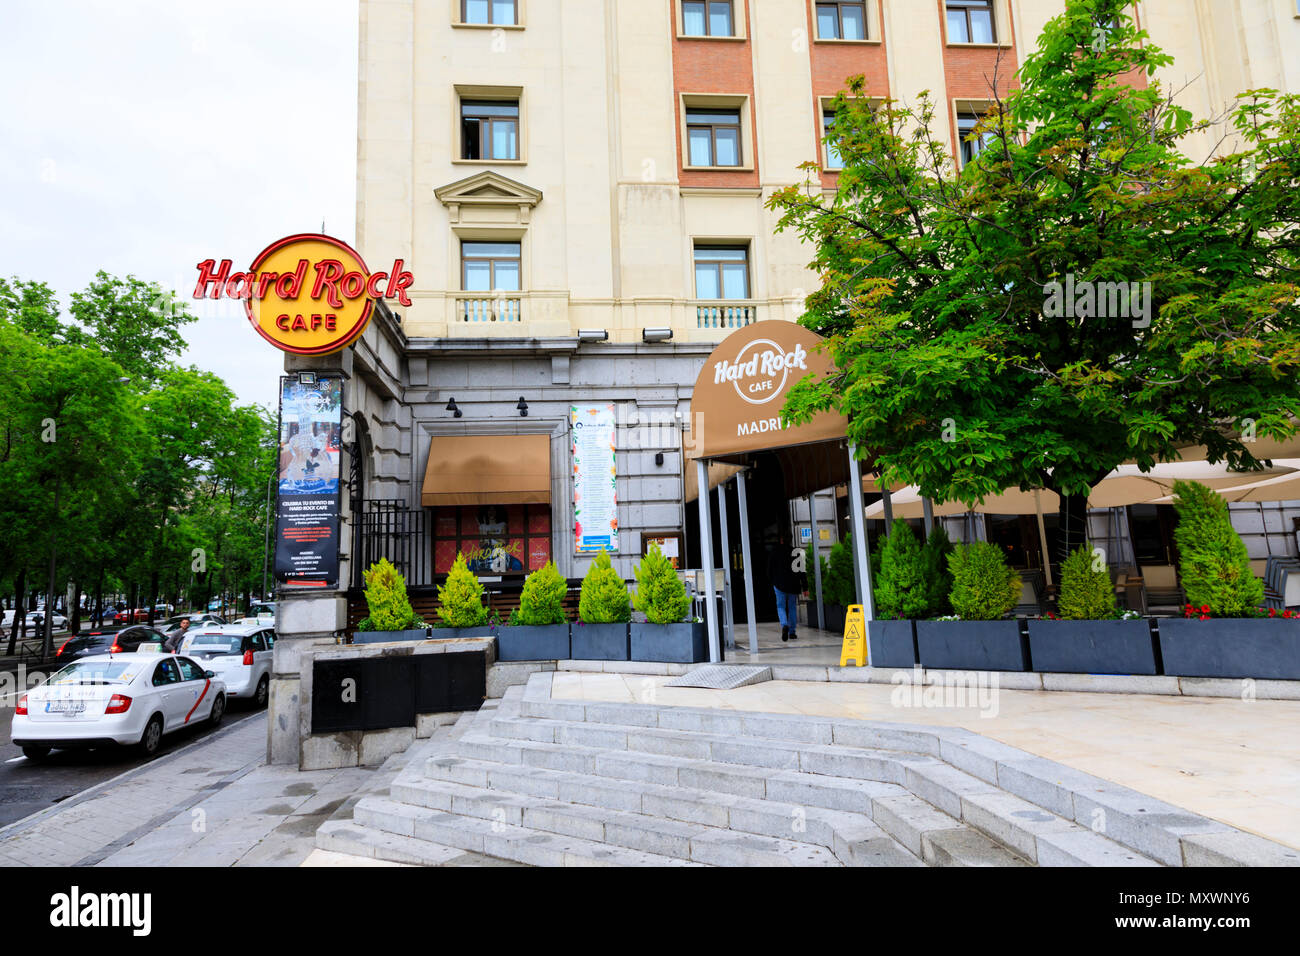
(446, 397, 462, 418)
(517, 396, 529, 417)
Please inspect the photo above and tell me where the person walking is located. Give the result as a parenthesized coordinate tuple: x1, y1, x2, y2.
(766, 532, 806, 642)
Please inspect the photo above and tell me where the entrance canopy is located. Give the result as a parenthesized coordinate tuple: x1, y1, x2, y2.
(421, 434, 551, 506)
(688, 321, 850, 499)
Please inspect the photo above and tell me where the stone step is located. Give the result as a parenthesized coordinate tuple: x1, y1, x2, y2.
(395, 764, 922, 866)
(452, 724, 1157, 867)
(315, 819, 470, 866)
(351, 795, 702, 867)
(387, 776, 849, 866)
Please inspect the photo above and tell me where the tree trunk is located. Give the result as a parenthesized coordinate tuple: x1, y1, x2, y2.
(93, 566, 104, 629)
(6, 568, 25, 655)
(71, 582, 83, 635)
(1056, 491, 1092, 567)
(147, 569, 159, 625)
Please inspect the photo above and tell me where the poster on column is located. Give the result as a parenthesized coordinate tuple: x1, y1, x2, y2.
(571, 404, 619, 554)
(274, 376, 343, 588)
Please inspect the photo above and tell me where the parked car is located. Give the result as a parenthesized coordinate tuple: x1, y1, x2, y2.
(179, 624, 273, 707)
(54, 626, 169, 664)
(112, 608, 149, 626)
(12, 652, 227, 759)
(249, 602, 276, 622)
(26, 611, 68, 631)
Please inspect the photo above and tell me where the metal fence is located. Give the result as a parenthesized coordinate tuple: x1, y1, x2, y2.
(355, 499, 429, 587)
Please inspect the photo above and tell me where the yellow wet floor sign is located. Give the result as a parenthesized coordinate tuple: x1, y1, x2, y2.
(839, 605, 867, 667)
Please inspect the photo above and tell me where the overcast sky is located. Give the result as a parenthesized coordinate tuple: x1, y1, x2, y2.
(0, 0, 358, 412)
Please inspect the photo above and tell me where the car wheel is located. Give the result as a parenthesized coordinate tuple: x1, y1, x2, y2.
(208, 693, 226, 727)
(138, 714, 164, 757)
(255, 676, 269, 709)
(22, 745, 50, 761)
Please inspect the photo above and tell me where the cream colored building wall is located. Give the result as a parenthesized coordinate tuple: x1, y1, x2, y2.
(357, 0, 1297, 345)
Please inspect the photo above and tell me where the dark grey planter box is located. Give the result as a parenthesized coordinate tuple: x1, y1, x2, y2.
(869, 619, 916, 668)
(351, 627, 429, 645)
(630, 622, 708, 663)
(495, 624, 571, 661)
(916, 619, 1027, 672)
(1158, 618, 1300, 680)
(571, 622, 629, 661)
(821, 603, 847, 635)
(1027, 619, 1156, 675)
(429, 625, 497, 641)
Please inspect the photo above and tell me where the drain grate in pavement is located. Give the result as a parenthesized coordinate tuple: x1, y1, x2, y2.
(665, 664, 772, 690)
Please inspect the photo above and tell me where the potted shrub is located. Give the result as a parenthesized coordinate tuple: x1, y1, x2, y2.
(495, 561, 571, 661)
(630, 543, 706, 662)
(431, 552, 496, 640)
(352, 558, 429, 644)
(571, 549, 630, 660)
(1158, 481, 1300, 679)
(869, 524, 927, 668)
(821, 536, 855, 634)
(1027, 543, 1155, 674)
(916, 542, 1026, 671)
(803, 540, 831, 630)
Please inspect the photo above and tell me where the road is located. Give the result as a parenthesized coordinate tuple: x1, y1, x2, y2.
(0, 665, 265, 829)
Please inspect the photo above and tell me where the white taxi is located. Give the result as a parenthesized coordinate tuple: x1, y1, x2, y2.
(179, 623, 274, 708)
(12, 653, 227, 760)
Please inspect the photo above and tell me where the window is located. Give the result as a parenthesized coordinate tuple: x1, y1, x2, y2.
(682, 0, 734, 37)
(176, 658, 205, 682)
(957, 112, 994, 167)
(461, 100, 519, 161)
(946, 0, 996, 43)
(686, 108, 741, 167)
(823, 109, 844, 169)
(694, 246, 750, 299)
(462, 241, 521, 292)
(433, 505, 552, 575)
(815, 2, 866, 40)
(152, 659, 180, 686)
(462, 0, 517, 25)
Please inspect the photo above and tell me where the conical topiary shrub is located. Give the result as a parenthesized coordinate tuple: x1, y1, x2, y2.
(360, 557, 424, 631)
(825, 535, 856, 606)
(436, 552, 488, 628)
(578, 549, 631, 624)
(633, 543, 691, 624)
(512, 560, 568, 626)
(948, 542, 1021, 620)
(1057, 542, 1116, 620)
(875, 523, 929, 620)
(921, 525, 955, 616)
(1172, 480, 1263, 616)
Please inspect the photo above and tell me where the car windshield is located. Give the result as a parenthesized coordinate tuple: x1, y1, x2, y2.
(189, 634, 242, 653)
(48, 661, 135, 684)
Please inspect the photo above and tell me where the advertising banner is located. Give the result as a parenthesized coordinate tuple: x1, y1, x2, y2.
(571, 404, 619, 554)
(274, 376, 343, 588)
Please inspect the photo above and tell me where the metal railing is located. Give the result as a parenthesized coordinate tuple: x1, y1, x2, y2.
(356, 499, 429, 586)
(457, 296, 522, 323)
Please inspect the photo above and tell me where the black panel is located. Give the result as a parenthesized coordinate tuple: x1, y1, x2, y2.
(415, 650, 487, 714)
(311, 657, 415, 733)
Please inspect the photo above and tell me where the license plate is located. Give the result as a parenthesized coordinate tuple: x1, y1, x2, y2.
(46, 700, 85, 715)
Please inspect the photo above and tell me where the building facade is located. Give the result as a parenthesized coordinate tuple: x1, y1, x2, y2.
(266, 0, 1300, 762)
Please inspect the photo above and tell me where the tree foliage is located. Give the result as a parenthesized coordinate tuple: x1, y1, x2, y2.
(436, 552, 488, 628)
(1057, 542, 1116, 619)
(512, 560, 568, 626)
(1172, 480, 1263, 616)
(770, 0, 1300, 563)
(633, 543, 691, 624)
(361, 557, 424, 631)
(874, 524, 929, 620)
(948, 543, 1022, 620)
(578, 550, 631, 624)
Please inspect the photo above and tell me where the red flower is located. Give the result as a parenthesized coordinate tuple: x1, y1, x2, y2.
(1200, 604, 1210, 613)
(1269, 608, 1277, 618)
(1199, 615, 1210, 620)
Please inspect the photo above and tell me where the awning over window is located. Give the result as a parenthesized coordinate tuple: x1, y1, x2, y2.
(421, 434, 551, 506)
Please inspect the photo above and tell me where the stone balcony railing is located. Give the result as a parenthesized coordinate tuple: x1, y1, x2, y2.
(455, 295, 523, 324)
(693, 300, 758, 329)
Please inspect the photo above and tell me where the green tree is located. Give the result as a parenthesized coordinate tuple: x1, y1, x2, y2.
(578, 550, 631, 624)
(1172, 480, 1263, 616)
(633, 543, 691, 624)
(921, 525, 955, 616)
(436, 552, 488, 627)
(771, 0, 1300, 565)
(824, 535, 856, 607)
(360, 558, 423, 631)
(1057, 543, 1116, 619)
(948, 543, 1021, 620)
(70, 271, 196, 386)
(875, 523, 929, 620)
(513, 560, 568, 625)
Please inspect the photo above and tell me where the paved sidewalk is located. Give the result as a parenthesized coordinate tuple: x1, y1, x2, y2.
(552, 671, 1300, 851)
(0, 714, 408, 867)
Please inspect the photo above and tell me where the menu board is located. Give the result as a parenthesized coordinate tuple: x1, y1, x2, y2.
(571, 404, 619, 554)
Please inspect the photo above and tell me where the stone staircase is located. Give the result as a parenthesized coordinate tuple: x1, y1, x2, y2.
(316, 672, 1298, 867)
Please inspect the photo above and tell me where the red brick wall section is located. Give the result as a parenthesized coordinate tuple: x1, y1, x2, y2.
(670, 0, 760, 188)
(940, 0, 1020, 165)
(806, 0, 890, 188)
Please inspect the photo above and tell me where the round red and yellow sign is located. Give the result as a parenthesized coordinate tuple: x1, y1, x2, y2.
(242, 234, 375, 356)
